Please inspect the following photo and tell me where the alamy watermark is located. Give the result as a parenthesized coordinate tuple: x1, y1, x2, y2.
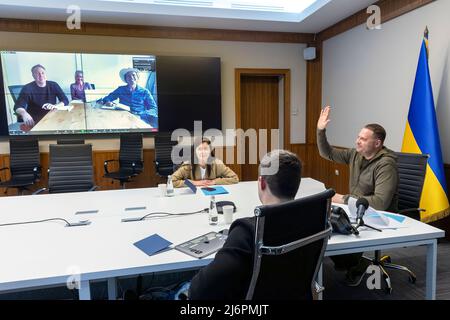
(366, 265, 382, 290)
(171, 121, 281, 176)
(367, 5, 382, 30)
(66, 5, 81, 30)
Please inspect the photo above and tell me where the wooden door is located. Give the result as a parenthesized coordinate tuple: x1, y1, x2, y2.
(240, 75, 279, 181)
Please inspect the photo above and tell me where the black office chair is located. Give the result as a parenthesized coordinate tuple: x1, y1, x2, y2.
(104, 133, 143, 188)
(363, 152, 428, 293)
(8, 85, 24, 104)
(9, 85, 25, 122)
(57, 138, 85, 145)
(0, 138, 41, 195)
(246, 189, 335, 300)
(34, 144, 97, 194)
(154, 132, 180, 177)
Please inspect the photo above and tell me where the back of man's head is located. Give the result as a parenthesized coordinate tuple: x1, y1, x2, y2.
(259, 150, 302, 201)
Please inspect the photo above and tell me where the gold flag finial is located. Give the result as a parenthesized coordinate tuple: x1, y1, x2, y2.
(424, 26, 429, 59)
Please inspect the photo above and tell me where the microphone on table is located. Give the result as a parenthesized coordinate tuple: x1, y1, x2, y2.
(354, 198, 382, 232)
(356, 198, 369, 224)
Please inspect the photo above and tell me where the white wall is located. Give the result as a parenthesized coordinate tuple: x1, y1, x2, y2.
(322, 0, 450, 162)
(0, 31, 307, 153)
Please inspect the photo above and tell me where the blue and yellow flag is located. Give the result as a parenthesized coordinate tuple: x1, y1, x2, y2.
(402, 27, 450, 223)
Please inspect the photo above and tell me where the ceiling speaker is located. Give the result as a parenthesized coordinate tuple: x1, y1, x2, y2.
(303, 47, 316, 61)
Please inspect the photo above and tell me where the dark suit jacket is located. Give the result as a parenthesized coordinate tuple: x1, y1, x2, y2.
(189, 217, 255, 300)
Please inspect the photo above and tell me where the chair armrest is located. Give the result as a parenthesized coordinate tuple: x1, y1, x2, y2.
(33, 165, 42, 181)
(32, 188, 47, 195)
(104, 159, 118, 174)
(312, 281, 325, 301)
(399, 208, 426, 214)
(89, 185, 100, 191)
(314, 281, 325, 294)
(398, 208, 425, 220)
(131, 160, 143, 175)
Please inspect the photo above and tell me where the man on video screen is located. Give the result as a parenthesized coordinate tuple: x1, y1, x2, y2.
(100, 67, 158, 128)
(14, 64, 69, 129)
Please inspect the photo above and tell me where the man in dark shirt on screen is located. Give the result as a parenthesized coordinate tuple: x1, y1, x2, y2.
(14, 64, 69, 128)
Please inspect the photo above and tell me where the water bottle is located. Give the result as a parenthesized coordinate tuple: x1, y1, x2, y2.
(166, 175, 174, 197)
(209, 196, 218, 225)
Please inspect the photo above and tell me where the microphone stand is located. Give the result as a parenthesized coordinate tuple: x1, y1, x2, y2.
(355, 216, 382, 232)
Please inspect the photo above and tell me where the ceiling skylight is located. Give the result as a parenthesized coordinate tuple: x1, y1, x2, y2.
(97, 0, 331, 22)
(0, 0, 332, 23)
(144, 0, 317, 14)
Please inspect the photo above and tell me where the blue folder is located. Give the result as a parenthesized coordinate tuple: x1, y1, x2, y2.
(383, 213, 407, 223)
(200, 186, 229, 196)
(134, 234, 173, 256)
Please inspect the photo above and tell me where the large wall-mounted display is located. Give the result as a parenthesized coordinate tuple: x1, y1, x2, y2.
(0, 51, 221, 136)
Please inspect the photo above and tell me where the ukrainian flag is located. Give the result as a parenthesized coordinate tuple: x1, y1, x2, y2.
(402, 28, 450, 223)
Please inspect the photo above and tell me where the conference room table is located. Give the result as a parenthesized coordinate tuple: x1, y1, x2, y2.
(30, 102, 151, 133)
(0, 179, 444, 300)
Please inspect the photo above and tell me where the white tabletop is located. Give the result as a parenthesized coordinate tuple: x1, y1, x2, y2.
(0, 178, 444, 292)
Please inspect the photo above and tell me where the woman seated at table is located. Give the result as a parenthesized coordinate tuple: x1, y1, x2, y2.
(172, 137, 239, 188)
(70, 70, 93, 102)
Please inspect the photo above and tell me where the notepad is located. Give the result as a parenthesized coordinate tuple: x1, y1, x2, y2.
(200, 186, 229, 196)
(134, 234, 173, 256)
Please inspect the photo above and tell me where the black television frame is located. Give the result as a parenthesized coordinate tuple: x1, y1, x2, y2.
(0, 51, 222, 140)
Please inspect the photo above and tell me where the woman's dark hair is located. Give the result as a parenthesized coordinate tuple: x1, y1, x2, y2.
(191, 137, 215, 179)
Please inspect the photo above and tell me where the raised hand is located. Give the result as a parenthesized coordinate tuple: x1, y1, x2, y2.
(317, 106, 331, 130)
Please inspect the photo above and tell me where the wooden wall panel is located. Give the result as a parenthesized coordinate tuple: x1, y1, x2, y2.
(214, 146, 242, 180)
(0, 149, 162, 196)
(288, 144, 307, 176)
(318, 0, 436, 42)
(288, 143, 350, 194)
(0, 18, 314, 44)
(305, 42, 323, 145)
(0, 147, 242, 196)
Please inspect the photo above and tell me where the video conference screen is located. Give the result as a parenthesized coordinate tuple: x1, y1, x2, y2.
(0, 51, 159, 135)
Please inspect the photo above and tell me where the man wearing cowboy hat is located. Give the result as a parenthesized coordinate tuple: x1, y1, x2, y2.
(100, 67, 158, 127)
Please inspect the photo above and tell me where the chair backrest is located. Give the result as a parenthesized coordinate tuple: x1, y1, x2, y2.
(48, 144, 94, 193)
(57, 138, 85, 145)
(8, 85, 24, 104)
(246, 188, 335, 300)
(154, 132, 179, 176)
(9, 138, 40, 179)
(394, 152, 428, 219)
(119, 133, 143, 172)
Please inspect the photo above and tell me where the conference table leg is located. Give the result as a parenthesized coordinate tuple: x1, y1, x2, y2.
(317, 264, 323, 300)
(108, 278, 118, 300)
(78, 280, 92, 300)
(426, 239, 437, 300)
